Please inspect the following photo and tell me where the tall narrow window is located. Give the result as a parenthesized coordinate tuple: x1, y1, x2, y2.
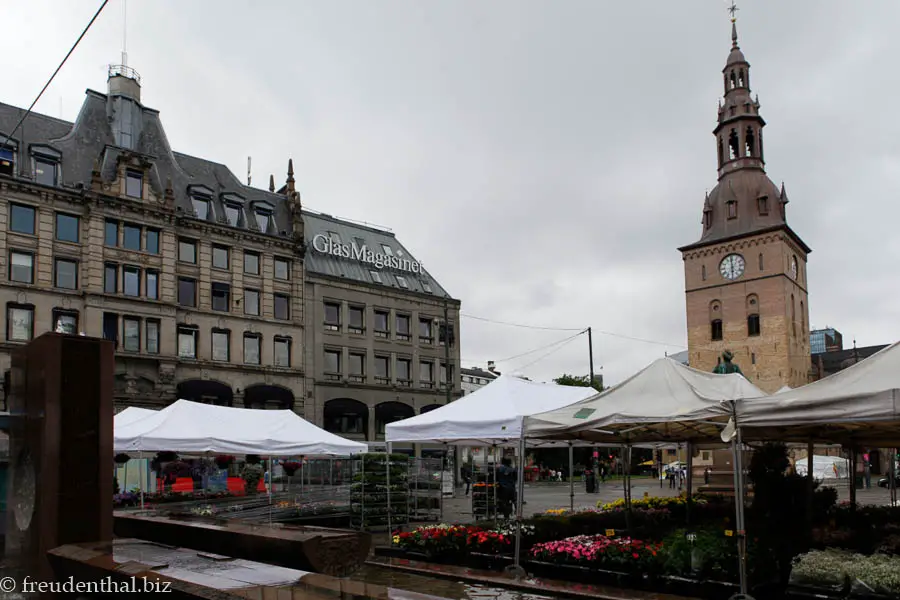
(758, 253, 764, 271)
(717, 139, 724, 167)
(146, 270, 159, 300)
(800, 301, 806, 334)
(104, 220, 119, 247)
(274, 337, 291, 367)
(102, 312, 118, 344)
(745, 127, 756, 157)
(192, 197, 210, 220)
(35, 157, 58, 186)
(244, 251, 260, 275)
(9, 251, 33, 284)
(254, 210, 271, 233)
(224, 203, 241, 226)
(212, 330, 230, 362)
(145, 320, 160, 354)
(54, 258, 78, 290)
(244, 289, 260, 316)
(747, 314, 761, 336)
(711, 319, 723, 341)
(177, 326, 198, 359)
(701, 265, 707, 281)
(125, 170, 143, 198)
(242, 334, 260, 365)
(211, 283, 230, 312)
(123, 266, 140, 296)
(728, 128, 739, 159)
(104, 263, 118, 294)
(123, 317, 141, 352)
(791, 294, 796, 337)
(145, 229, 160, 254)
(274, 294, 290, 320)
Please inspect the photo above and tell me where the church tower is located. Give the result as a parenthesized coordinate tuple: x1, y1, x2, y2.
(678, 14, 811, 393)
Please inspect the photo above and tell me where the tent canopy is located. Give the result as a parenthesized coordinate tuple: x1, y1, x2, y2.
(115, 406, 157, 428)
(737, 341, 900, 444)
(115, 400, 368, 456)
(385, 375, 597, 445)
(525, 357, 766, 444)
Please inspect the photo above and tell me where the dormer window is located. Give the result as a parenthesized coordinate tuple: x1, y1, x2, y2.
(254, 210, 271, 233)
(251, 201, 275, 234)
(125, 170, 142, 199)
(0, 144, 16, 176)
(224, 204, 241, 226)
(703, 209, 712, 230)
(726, 200, 737, 219)
(757, 195, 769, 215)
(192, 197, 210, 220)
(34, 157, 57, 186)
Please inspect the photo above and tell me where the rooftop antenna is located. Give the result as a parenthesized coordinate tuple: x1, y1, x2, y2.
(121, 0, 128, 67)
(247, 156, 252, 186)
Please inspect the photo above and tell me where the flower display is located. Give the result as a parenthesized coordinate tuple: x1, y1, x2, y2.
(598, 494, 707, 512)
(530, 534, 663, 572)
(394, 524, 512, 555)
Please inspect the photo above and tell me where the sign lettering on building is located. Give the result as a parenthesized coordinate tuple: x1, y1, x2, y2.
(311, 233, 423, 274)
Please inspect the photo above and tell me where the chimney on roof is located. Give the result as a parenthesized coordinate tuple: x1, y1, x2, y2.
(269, 174, 275, 193)
(487, 361, 496, 372)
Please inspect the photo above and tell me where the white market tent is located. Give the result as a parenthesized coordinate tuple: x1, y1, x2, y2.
(736, 341, 900, 444)
(794, 454, 850, 481)
(114, 399, 368, 456)
(114, 406, 157, 428)
(525, 357, 766, 444)
(384, 374, 597, 445)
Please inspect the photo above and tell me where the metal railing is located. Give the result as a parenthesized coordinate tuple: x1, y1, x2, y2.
(108, 64, 142, 85)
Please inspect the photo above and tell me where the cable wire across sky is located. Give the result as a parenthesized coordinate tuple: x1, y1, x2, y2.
(460, 312, 685, 349)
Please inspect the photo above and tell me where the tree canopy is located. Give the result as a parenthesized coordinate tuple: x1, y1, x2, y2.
(553, 373, 603, 392)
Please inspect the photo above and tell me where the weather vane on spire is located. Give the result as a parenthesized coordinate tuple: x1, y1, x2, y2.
(727, 1, 739, 22)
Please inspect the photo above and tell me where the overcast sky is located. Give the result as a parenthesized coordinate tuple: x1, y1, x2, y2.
(6, 1, 898, 386)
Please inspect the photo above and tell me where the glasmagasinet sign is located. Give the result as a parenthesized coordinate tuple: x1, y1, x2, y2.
(311, 233, 423, 274)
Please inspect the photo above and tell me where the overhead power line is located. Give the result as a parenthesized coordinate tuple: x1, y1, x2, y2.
(515, 334, 585, 372)
(1, 0, 111, 149)
(460, 313, 583, 332)
(461, 312, 684, 349)
(460, 330, 586, 366)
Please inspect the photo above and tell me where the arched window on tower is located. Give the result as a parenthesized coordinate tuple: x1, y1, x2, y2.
(747, 314, 760, 336)
(718, 138, 724, 167)
(791, 294, 796, 338)
(758, 129, 764, 161)
(728, 129, 739, 160)
(723, 73, 729, 94)
(729, 71, 737, 90)
(738, 69, 745, 87)
(702, 265, 707, 281)
(758, 252, 764, 270)
(801, 300, 806, 334)
(711, 319, 723, 341)
(745, 127, 756, 157)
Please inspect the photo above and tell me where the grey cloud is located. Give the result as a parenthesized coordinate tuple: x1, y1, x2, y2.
(6, 0, 900, 386)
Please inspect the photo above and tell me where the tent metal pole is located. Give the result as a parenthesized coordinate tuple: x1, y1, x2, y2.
(139, 451, 145, 510)
(568, 443, 574, 512)
(492, 444, 499, 521)
(386, 442, 393, 538)
(513, 431, 526, 569)
(685, 441, 693, 525)
(891, 449, 897, 507)
(731, 415, 748, 596)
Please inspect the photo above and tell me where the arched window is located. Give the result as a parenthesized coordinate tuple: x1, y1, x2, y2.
(728, 129, 739, 160)
(758, 252, 764, 270)
(738, 69, 745, 87)
(701, 265, 707, 281)
(745, 127, 756, 157)
(791, 294, 796, 337)
(800, 300, 806, 333)
(747, 314, 760, 336)
(711, 319, 723, 341)
(718, 138, 724, 167)
(729, 71, 737, 90)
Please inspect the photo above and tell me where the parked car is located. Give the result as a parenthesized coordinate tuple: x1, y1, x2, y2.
(877, 470, 900, 488)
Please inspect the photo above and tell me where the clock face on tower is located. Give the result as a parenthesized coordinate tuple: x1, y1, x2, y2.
(719, 254, 745, 280)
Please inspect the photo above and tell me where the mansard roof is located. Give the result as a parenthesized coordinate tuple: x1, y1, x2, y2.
(0, 88, 454, 301)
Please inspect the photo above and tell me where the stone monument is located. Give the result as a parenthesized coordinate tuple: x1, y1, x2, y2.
(4, 333, 114, 583)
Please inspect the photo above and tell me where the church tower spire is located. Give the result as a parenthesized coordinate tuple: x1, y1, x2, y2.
(715, 7, 765, 179)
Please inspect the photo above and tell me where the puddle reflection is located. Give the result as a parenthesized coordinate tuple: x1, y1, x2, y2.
(350, 566, 554, 600)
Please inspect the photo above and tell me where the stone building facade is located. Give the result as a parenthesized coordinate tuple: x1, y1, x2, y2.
(299, 211, 462, 452)
(678, 20, 811, 395)
(0, 66, 463, 446)
(0, 66, 307, 412)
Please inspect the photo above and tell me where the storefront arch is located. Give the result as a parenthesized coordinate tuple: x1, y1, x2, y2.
(375, 401, 414, 436)
(175, 379, 233, 407)
(324, 398, 368, 439)
(243, 384, 294, 410)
